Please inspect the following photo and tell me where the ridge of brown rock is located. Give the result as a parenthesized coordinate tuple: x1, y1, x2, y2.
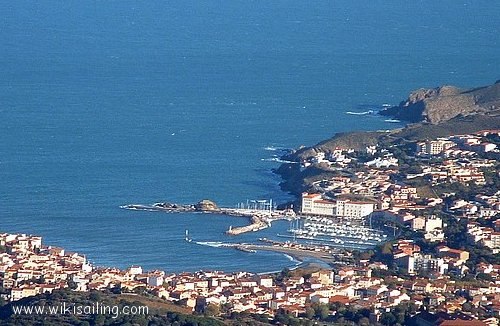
(381, 81, 500, 124)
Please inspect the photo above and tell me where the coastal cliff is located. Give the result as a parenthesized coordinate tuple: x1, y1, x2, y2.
(380, 81, 500, 124)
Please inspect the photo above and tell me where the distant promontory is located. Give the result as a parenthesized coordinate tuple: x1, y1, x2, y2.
(379, 80, 500, 124)
(276, 80, 500, 197)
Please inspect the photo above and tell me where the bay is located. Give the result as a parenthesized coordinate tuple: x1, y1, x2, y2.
(0, 0, 498, 272)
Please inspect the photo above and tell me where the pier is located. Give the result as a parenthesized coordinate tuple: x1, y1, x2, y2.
(225, 215, 269, 235)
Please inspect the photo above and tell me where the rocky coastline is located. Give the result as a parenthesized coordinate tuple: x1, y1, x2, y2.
(379, 80, 500, 124)
(275, 80, 500, 200)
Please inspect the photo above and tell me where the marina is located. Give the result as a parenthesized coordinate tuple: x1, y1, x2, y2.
(281, 215, 390, 249)
(122, 199, 391, 249)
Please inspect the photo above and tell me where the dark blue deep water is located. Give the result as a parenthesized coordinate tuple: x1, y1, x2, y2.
(1, 0, 498, 273)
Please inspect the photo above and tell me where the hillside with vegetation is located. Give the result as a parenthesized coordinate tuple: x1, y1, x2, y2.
(0, 289, 225, 326)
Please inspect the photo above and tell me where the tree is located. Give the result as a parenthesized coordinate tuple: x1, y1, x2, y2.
(204, 304, 220, 317)
(274, 311, 292, 325)
(89, 290, 101, 302)
(380, 312, 396, 326)
(110, 283, 122, 294)
(462, 302, 473, 312)
(281, 267, 291, 278)
(305, 307, 315, 319)
(314, 303, 329, 320)
(374, 242, 394, 265)
(93, 314, 106, 326)
(67, 279, 78, 290)
(477, 272, 493, 281)
(359, 250, 374, 260)
(133, 286, 146, 295)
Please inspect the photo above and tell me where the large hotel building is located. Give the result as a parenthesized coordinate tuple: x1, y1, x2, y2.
(301, 193, 375, 219)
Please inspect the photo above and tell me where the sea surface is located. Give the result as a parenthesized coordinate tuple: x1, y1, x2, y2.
(1, 0, 498, 273)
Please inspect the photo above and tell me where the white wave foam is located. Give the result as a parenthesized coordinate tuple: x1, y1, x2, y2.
(264, 146, 288, 152)
(194, 241, 227, 248)
(345, 110, 374, 115)
(384, 119, 401, 123)
(261, 158, 297, 164)
(283, 254, 301, 264)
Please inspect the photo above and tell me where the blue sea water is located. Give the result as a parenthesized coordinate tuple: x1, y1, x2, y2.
(0, 0, 498, 273)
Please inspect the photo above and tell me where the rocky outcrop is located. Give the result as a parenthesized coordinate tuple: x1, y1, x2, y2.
(381, 81, 500, 124)
(194, 199, 219, 211)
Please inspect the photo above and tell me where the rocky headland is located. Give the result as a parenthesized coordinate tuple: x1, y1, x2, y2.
(276, 80, 500, 197)
(380, 80, 500, 124)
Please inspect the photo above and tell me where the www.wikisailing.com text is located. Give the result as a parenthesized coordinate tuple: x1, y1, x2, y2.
(12, 302, 149, 319)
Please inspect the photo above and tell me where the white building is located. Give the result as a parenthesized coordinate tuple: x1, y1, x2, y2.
(147, 271, 165, 287)
(301, 193, 335, 216)
(127, 265, 143, 275)
(397, 253, 448, 275)
(416, 139, 456, 155)
(424, 216, 443, 232)
(483, 232, 500, 254)
(481, 143, 497, 152)
(335, 200, 375, 219)
(365, 157, 398, 168)
(301, 193, 375, 219)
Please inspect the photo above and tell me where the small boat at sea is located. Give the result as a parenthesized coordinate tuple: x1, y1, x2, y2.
(185, 230, 192, 242)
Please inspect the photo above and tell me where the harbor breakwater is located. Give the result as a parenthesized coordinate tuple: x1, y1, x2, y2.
(120, 199, 296, 235)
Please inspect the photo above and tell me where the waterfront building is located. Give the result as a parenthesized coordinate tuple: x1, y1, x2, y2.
(335, 199, 375, 219)
(301, 193, 335, 216)
(301, 193, 375, 219)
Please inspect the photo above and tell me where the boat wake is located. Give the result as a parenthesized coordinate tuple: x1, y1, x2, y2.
(384, 119, 401, 123)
